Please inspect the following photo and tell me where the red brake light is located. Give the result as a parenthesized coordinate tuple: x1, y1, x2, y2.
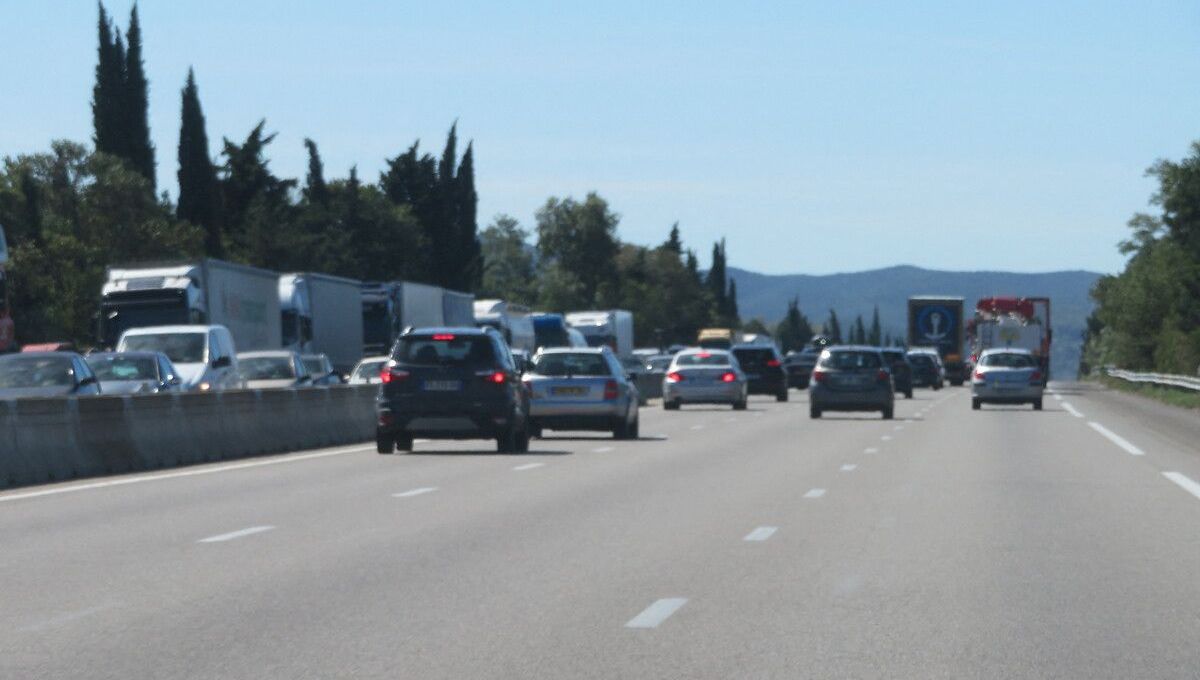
(1029, 370, 1043, 384)
(721, 372, 737, 383)
(696, 353, 711, 359)
(381, 366, 409, 384)
(477, 370, 507, 384)
(667, 371, 685, 383)
(974, 369, 985, 381)
(766, 359, 781, 368)
(431, 334, 456, 341)
(812, 370, 828, 384)
(604, 379, 619, 400)
(876, 369, 890, 382)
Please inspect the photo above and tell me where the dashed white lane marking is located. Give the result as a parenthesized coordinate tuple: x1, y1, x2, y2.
(1053, 394, 1063, 402)
(864, 447, 879, 454)
(803, 488, 826, 499)
(1163, 472, 1200, 501)
(840, 464, 858, 472)
(881, 435, 893, 441)
(392, 487, 438, 498)
(724, 418, 737, 423)
(198, 525, 275, 543)
(626, 598, 688, 629)
(0, 444, 373, 503)
(1087, 422, 1145, 456)
(893, 425, 904, 431)
(743, 526, 778, 542)
(512, 463, 546, 471)
(1062, 402, 1084, 418)
(690, 425, 705, 430)
(592, 446, 614, 453)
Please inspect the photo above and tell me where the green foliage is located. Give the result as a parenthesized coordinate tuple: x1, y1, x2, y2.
(824, 309, 842, 343)
(479, 215, 536, 304)
(177, 69, 221, 256)
(741, 318, 770, 336)
(91, 3, 155, 189)
(535, 193, 620, 309)
(775, 298, 813, 354)
(868, 306, 882, 345)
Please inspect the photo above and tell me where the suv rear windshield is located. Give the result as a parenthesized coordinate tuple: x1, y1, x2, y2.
(532, 353, 610, 376)
(674, 352, 731, 367)
(240, 357, 296, 380)
(820, 351, 882, 370)
(881, 350, 907, 362)
(396, 335, 497, 367)
(88, 355, 157, 381)
(907, 354, 935, 367)
(981, 353, 1036, 368)
(732, 348, 776, 366)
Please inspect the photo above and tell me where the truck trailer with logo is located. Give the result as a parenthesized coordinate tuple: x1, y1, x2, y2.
(907, 296, 966, 386)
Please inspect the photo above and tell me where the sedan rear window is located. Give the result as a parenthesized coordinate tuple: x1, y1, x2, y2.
(531, 353, 610, 377)
(907, 354, 934, 367)
(981, 353, 1036, 368)
(0, 356, 75, 388)
(240, 357, 297, 380)
(674, 353, 731, 367)
(87, 356, 157, 381)
(820, 351, 882, 370)
(396, 335, 496, 367)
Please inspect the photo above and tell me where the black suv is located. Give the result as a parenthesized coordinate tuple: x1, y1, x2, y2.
(731, 344, 788, 402)
(879, 348, 914, 399)
(375, 327, 530, 454)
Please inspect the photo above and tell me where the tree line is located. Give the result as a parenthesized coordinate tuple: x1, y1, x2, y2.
(1081, 140, 1200, 375)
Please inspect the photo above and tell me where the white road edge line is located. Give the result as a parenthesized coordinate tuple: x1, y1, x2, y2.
(840, 464, 858, 472)
(1062, 402, 1084, 418)
(881, 435, 893, 442)
(743, 526, 778, 542)
(1053, 394, 1063, 402)
(625, 598, 688, 629)
(1163, 472, 1200, 501)
(1087, 422, 1145, 456)
(198, 525, 275, 543)
(392, 487, 438, 498)
(0, 444, 373, 503)
(512, 463, 545, 471)
(804, 488, 826, 499)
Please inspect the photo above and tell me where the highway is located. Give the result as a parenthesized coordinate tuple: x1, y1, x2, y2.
(3, 384, 1200, 679)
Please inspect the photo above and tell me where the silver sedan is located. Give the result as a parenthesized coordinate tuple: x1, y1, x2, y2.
(662, 349, 748, 410)
(971, 348, 1044, 410)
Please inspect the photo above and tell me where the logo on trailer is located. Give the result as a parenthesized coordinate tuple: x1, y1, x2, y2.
(915, 305, 955, 343)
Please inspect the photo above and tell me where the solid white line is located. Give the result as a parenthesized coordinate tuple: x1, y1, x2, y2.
(743, 526, 778, 542)
(864, 447, 879, 454)
(625, 598, 688, 629)
(840, 464, 857, 472)
(392, 487, 438, 498)
(1087, 422, 1145, 456)
(1062, 402, 1084, 418)
(512, 463, 545, 471)
(0, 444, 373, 503)
(803, 488, 826, 499)
(893, 425, 904, 431)
(1163, 472, 1200, 501)
(592, 446, 614, 453)
(198, 525, 275, 543)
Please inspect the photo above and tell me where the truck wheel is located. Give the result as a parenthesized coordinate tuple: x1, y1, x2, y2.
(972, 399, 981, 411)
(376, 432, 394, 454)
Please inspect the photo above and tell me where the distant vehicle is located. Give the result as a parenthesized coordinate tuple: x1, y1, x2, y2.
(530, 313, 587, 351)
(906, 349, 944, 390)
(474, 299, 536, 353)
(524, 347, 640, 439)
(665, 344, 687, 355)
(348, 355, 389, 385)
(662, 348, 748, 410)
(301, 353, 343, 385)
(968, 297, 1051, 385)
(697, 328, 737, 349)
(361, 281, 468, 357)
(117, 325, 240, 391)
(971, 348, 1044, 411)
(442, 289, 476, 327)
(0, 225, 14, 353)
(879, 347, 914, 399)
(510, 348, 534, 375)
(374, 327, 530, 454)
(85, 351, 181, 394)
(632, 348, 659, 360)
(566, 310, 634, 358)
(646, 354, 674, 373)
(784, 349, 818, 389)
(279, 273, 363, 374)
(237, 350, 312, 390)
(809, 346, 894, 419)
(0, 351, 100, 398)
(99, 259, 280, 355)
(731, 343, 788, 402)
(619, 355, 652, 406)
(907, 296, 965, 385)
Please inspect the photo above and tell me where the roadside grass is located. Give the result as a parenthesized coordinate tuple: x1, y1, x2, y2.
(1095, 375, 1200, 410)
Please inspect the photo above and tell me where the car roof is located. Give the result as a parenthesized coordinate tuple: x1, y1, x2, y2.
(404, 327, 490, 336)
(238, 350, 296, 359)
(980, 347, 1033, 355)
(824, 345, 884, 352)
(675, 347, 731, 356)
(87, 351, 162, 360)
(536, 347, 607, 355)
(355, 355, 390, 364)
(730, 343, 776, 351)
(301, 353, 329, 360)
(1, 351, 81, 360)
(121, 325, 217, 336)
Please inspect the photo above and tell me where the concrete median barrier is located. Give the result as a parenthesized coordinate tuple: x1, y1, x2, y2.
(0, 385, 378, 490)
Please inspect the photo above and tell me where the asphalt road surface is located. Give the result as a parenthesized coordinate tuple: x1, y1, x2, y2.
(4, 383, 1200, 679)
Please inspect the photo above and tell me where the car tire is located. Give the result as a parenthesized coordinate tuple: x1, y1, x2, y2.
(1033, 399, 1043, 411)
(882, 406, 894, 420)
(497, 426, 518, 453)
(613, 419, 628, 440)
(810, 406, 821, 419)
(905, 389, 913, 399)
(629, 414, 640, 439)
(376, 432, 394, 454)
(733, 398, 748, 411)
(776, 390, 789, 403)
(396, 435, 413, 452)
(529, 423, 543, 439)
(664, 400, 680, 411)
(515, 425, 530, 453)
(972, 398, 981, 411)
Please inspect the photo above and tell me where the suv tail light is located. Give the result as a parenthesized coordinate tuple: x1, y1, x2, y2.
(812, 370, 828, 384)
(766, 358, 781, 368)
(973, 369, 985, 381)
(666, 371, 684, 383)
(603, 379, 619, 400)
(477, 370, 507, 384)
(876, 369, 890, 383)
(721, 372, 737, 383)
(1029, 370, 1043, 385)
(380, 366, 409, 384)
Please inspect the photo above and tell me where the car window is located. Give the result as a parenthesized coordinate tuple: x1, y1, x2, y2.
(821, 351, 882, 370)
(87, 355, 158, 381)
(732, 349, 775, 365)
(354, 360, 387, 380)
(122, 333, 206, 364)
(0, 356, 75, 388)
(158, 356, 173, 380)
(395, 334, 497, 367)
(531, 353, 611, 377)
(302, 357, 326, 375)
(981, 353, 1036, 368)
(674, 352, 731, 367)
(240, 357, 297, 380)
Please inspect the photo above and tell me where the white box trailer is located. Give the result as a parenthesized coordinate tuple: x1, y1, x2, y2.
(442, 289, 476, 326)
(100, 259, 280, 353)
(279, 273, 364, 373)
(361, 281, 450, 356)
(474, 299, 536, 352)
(565, 310, 634, 358)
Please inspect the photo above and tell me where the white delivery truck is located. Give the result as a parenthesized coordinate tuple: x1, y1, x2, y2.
(361, 281, 448, 356)
(474, 299, 536, 352)
(442, 289, 476, 327)
(566, 310, 635, 358)
(99, 259, 280, 353)
(279, 273, 364, 373)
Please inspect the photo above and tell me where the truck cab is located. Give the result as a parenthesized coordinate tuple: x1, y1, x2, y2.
(99, 265, 205, 349)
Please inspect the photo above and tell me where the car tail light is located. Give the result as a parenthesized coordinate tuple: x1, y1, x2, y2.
(766, 358, 781, 368)
(604, 379, 619, 400)
(876, 369, 890, 382)
(1029, 371, 1043, 384)
(478, 370, 507, 384)
(812, 370, 828, 384)
(666, 371, 685, 383)
(380, 366, 409, 384)
(721, 372, 737, 383)
(973, 369, 985, 381)
(431, 334, 455, 341)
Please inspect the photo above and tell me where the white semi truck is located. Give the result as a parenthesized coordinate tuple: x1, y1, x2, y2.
(279, 273, 364, 373)
(361, 281, 472, 356)
(474, 299, 536, 352)
(99, 259, 281, 353)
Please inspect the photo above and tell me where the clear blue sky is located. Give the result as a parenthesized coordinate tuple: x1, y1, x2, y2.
(4, 1, 1199, 275)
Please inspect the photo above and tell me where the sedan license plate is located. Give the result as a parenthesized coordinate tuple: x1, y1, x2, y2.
(423, 380, 462, 392)
(551, 386, 587, 396)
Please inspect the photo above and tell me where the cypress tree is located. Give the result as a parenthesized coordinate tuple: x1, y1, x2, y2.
(303, 138, 328, 204)
(851, 315, 867, 344)
(434, 123, 459, 287)
(664, 222, 682, 254)
(456, 141, 481, 291)
(726, 278, 739, 324)
(177, 68, 221, 256)
(826, 309, 842, 343)
(123, 4, 155, 189)
(868, 306, 882, 345)
(706, 239, 727, 312)
(92, 3, 125, 158)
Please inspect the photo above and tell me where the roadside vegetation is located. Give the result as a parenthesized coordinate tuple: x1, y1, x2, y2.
(1097, 375, 1200, 410)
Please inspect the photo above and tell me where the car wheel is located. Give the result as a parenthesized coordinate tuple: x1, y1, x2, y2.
(810, 406, 821, 419)
(529, 423, 543, 439)
(515, 425, 530, 453)
(664, 400, 680, 411)
(1033, 399, 1043, 411)
(395, 435, 413, 452)
(497, 426, 518, 453)
(776, 390, 788, 403)
(882, 406, 894, 420)
(972, 398, 981, 411)
(376, 432, 394, 454)
(733, 398, 748, 411)
(905, 389, 913, 399)
(629, 414, 640, 439)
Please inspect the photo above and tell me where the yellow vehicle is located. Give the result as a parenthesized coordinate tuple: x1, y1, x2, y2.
(697, 328, 736, 349)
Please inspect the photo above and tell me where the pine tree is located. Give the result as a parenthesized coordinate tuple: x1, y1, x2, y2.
(92, 4, 125, 159)
(664, 222, 682, 254)
(705, 239, 727, 320)
(455, 141, 481, 291)
(303, 138, 328, 204)
(434, 123, 459, 287)
(123, 4, 155, 189)
(851, 315, 867, 344)
(868, 306, 882, 345)
(726, 278, 739, 324)
(685, 250, 701, 283)
(826, 309, 842, 343)
(177, 68, 222, 256)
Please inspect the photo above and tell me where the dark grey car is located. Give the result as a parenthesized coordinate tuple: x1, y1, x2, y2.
(0, 352, 101, 398)
(808, 346, 895, 419)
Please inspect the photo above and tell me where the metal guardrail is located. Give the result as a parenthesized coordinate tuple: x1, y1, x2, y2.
(1105, 368, 1200, 392)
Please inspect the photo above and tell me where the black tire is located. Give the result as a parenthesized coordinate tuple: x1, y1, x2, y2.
(1033, 399, 1043, 411)
(905, 389, 913, 399)
(396, 435, 413, 452)
(376, 432, 394, 454)
(529, 423, 543, 439)
(515, 425, 530, 453)
(613, 419, 628, 440)
(733, 398, 748, 411)
(629, 415, 640, 439)
(497, 426, 518, 453)
(776, 390, 789, 403)
(972, 398, 981, 411)
(882, 406, 894, 420)
(663, 400, 680, 411)
(810, 406, 821, 419)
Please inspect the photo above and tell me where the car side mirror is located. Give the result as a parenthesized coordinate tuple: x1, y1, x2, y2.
(212, 356, 232, 369)
(625, 373, 635, 382)
(169, 376, 181, 385)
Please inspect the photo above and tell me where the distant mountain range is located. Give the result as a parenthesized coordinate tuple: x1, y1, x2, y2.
(728, 265, 1103, 379)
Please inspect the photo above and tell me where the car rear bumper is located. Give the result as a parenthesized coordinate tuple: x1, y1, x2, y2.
(664, 382, 743, 403)
(529, 399, 623, 418)
(377, 398, 514, 438)
(745, 374, 786, 394)
(972, 383, 1043, 401)
(810, 384, 893, 410)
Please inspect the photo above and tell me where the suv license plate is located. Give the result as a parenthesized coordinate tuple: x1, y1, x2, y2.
(423, 380, 462, 392)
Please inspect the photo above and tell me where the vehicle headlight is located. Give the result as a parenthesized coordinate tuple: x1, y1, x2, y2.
(198, 382, 212, 391)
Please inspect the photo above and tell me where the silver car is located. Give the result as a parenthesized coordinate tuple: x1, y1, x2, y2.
(524, 347, 640, 439)
(348, 355, 389, 385)
(662, 348, 748, 410)
(86, 351, 182, 394)
(971, 348, 1044, 410)
(237, 351, 313, 390)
